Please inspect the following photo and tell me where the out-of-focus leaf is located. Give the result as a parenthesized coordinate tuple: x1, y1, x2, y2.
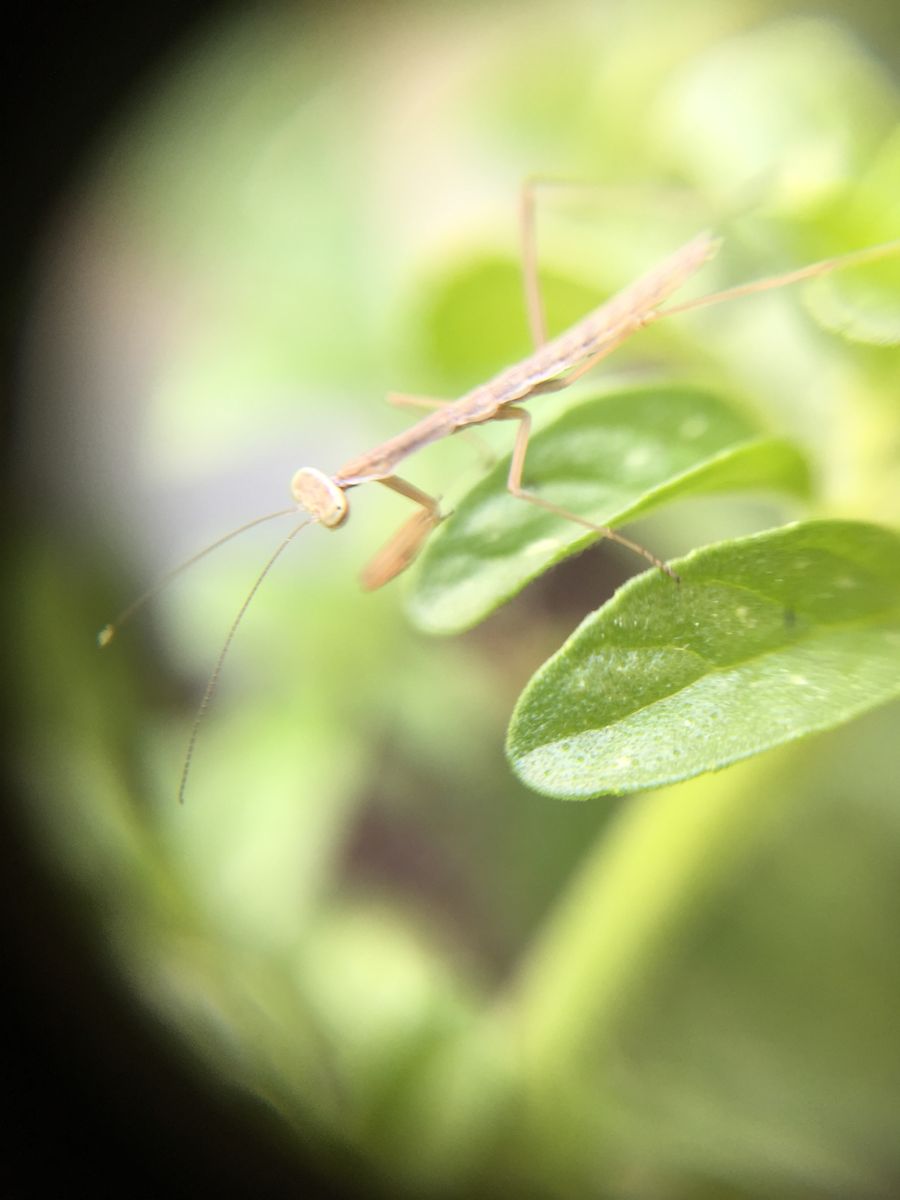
(655, 18, 898, 200)
(804, 130, 900, 345)
(805, 251, 900, 346)
(407, 384, 811, 635)
(508, 520, 900, 798)
(421, 256, 601, 387)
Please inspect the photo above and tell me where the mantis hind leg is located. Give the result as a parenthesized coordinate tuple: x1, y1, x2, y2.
(518, 176, 705, 351)
(519, 177, 550, 349)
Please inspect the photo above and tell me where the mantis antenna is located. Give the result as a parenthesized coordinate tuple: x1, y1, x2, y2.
(177, 516, 312, 804)
(97, 505, 299, 646)
(97, 504, 312, 803)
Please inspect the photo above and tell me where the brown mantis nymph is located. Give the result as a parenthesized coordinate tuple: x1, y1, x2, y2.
(99, 184, 899, 798)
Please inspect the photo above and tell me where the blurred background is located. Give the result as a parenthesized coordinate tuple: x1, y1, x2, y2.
(5, 1, 899, 1196)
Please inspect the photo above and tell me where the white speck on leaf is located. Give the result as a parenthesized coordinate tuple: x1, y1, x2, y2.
(624, 445, 653, 471)
(526, 537, 561, 556)
(679, 415, 709, 439)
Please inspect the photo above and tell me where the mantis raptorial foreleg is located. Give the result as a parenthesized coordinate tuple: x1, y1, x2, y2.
(359, 474, 445, 591)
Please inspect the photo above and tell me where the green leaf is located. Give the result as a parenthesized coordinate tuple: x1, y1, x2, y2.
(421, 255, 601, 388)
(654, 18, 899, 200)
(406, 383, 811, 635)
(804, 130, 900, 345)
(507, 520, 900, 799)
(804, 250, 900, 346)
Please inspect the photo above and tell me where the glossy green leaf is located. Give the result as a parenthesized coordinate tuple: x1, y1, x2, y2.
(407, 384, 811, 635)
(508, 521, 900, 799)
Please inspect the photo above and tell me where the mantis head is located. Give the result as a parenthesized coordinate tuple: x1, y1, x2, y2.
(291, 467, 349, 528)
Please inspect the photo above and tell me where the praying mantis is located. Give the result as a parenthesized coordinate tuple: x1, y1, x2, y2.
(99, 181, 899, 799)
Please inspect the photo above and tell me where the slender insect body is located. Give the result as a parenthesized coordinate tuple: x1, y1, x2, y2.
(334, 408, 456, 484)
(445, 381, 510, 422)
(332, 232, 720, 495)
(554, 230, 718, 355)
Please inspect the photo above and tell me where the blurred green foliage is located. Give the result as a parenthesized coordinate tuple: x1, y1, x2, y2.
(12, 2, 900, 1197)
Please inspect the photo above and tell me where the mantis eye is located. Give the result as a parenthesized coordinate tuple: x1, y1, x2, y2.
(291, 467, 349, 528)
